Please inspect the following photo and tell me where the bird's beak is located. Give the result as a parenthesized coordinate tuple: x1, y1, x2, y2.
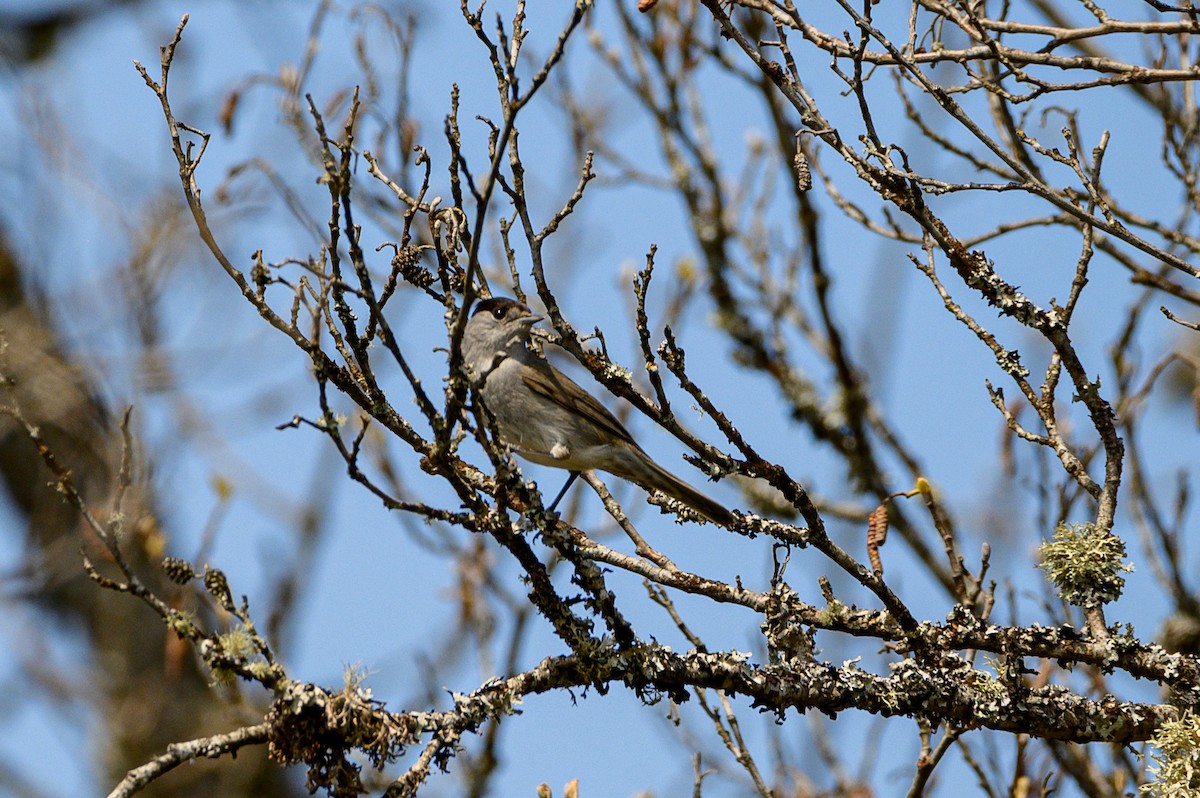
(520, 314, 543, 327)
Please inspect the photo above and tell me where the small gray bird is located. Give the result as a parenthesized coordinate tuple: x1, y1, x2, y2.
(462, 296, 735, 525)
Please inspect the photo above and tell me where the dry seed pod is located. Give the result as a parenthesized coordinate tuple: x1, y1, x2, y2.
(867, 504, 890, 574)
(794, 131, 812, 192)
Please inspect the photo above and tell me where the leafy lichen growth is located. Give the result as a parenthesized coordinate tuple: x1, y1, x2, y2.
(1142, 713, 1200, 797)
(1037, 522, 1133, 608)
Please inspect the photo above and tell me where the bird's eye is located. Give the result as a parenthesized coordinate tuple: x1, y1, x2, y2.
(492, 306, 507, 320)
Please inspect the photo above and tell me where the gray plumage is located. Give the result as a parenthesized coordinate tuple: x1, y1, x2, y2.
(462, 297, 735, 525)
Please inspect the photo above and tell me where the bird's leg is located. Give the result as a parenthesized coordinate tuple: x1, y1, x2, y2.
(546, 470, 581, 514)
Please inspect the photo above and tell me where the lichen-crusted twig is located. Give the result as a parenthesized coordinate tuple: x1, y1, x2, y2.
(106, 724, 272, 798)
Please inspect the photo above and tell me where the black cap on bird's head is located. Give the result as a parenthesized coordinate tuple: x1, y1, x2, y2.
(471, 296, 539, 325)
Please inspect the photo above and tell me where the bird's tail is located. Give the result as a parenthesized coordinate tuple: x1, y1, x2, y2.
(610, 448, 736, 526)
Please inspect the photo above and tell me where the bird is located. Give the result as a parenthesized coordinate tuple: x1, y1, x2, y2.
(461, 296, 735, 525)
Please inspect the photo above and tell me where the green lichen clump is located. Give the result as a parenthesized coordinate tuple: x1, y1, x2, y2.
(1037, 522, 1133, 608)
(1142, 713, 1200, 797)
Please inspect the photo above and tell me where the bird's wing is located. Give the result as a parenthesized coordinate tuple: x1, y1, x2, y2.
(520, 363, 638, 447)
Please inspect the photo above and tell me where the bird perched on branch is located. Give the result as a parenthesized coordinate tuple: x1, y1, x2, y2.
(462, 296, 735, 525)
